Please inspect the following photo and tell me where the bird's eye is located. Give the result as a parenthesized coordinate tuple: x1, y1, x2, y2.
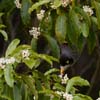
(66, 60, 69, 64)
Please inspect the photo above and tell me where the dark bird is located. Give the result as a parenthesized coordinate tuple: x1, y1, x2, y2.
(59, 43, 74, 76)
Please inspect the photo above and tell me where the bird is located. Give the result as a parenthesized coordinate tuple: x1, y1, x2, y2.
(59, 43, 74, 76)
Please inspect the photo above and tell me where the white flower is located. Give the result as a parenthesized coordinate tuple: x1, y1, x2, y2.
(63, 93, 73, 100)
(55, 91, 73, 100)
(59, 74, 63, 78)
(29, 27, 41, 39)
(61, 0, 72, 7)
(59, 74, 69, 84)
(50, 95, 54, 100)
(33, 96, 35, 100)
(0, 58, 6, 69)
(14, 0, 21, 9)
(55, 91, 64, 96)
(0, 57, 16, 69)
(62, 74, 69, 84)
(5, 57, 16, 64)
(10, 57, 16, 63)
(0, 58, 6, 64)
(21, 50, 30, 59)
(83, 5, 93, 16)
(37, 10, 45, 20)
(97, 97, 100, 100)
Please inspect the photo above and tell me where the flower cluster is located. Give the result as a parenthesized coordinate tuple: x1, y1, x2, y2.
(29, 27, 41, 39)
(59, 74, 69, 84)
(61, 0, 72, 7)
(33, 96, 35, 100)
(37, 10, 45, 20)
(14, 0, 21, 9)
(83, 5, 93, 16)
(56, 91, 73, 100)
(21, 49, 30, 59)
(97, 98, 100, 100)
(63, 92, 73, 100)
(0, 57, 16, 69)
(56, 91, 64, 96)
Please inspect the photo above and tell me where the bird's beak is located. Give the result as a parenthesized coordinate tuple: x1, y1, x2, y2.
(60, 65, 71, 76)
(60, 66, 65, 76)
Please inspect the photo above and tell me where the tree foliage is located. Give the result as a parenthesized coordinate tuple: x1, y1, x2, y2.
(0, 0, 100, 100)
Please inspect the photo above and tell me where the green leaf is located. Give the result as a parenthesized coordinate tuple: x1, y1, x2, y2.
(0, 13, 4, 17)
(38, 54, 53, 65)
(91, 16, 98, 26)
(0, 29, 8, 41)
(5, 39, 20, 57)
(51, 74, 61, 83)
(54, 83, 65, 91)
(4, 65, 14, 87)
(87, 32, 96, 53)
(67, 9, 81, 45)
(44, 35, 60, 58)
(13, 85, 22, 100)
(24, 59, 40, 69)
(31, 38, 37, 51)
(39, 54, 58, 65)
(38, 89, 60, 100)
(74, 7, 91, 27)
(73, 94, 93, 100)
(55, 13, 67, 43)
(81, 22, 89, 37)
(35, 79, 42, 91)
(0, 94, 11, 100)
(0, 0, 14, 12)
(52, 0, 62, 9)
(0, 24, 6, 29)
(44, 68, 59, 76)
(21, 0, 31, 25)
(40, 14, 53, 35)
(66, 76, 90, 93)
(93, 1, 100, 29)
(28, 0, 51, 14)
(69, 9, 81, 36)
(22, 75, 38, 100)
(77, 34, 85, 53)
(39, 89, 56, 95)
(0, 84, 13, 100)
(11, 45, 30, 57)
(66, 16, 78, 45)
(70, 7, 90, 48)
